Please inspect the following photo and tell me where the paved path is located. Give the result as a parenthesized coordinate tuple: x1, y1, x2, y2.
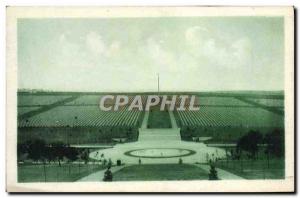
(194, 164, 245, 180)
(138, 128, 181, 142)
(138, 110, 181, 142)
(77, 164, 243, 181)
(76, 165, 127, 182)
(89, 106, 227, 164)
(141, 111, 149, 129)
(168, 110, 179, 129)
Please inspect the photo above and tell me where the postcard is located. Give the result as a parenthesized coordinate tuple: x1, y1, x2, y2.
(6, 6, 294, 192)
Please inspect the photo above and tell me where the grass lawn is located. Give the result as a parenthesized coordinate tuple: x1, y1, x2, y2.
(148, 107, 171, 128)
(18, 163, 105, 182)
(113, 164, 208, 181)
(216, 158, 284, 179)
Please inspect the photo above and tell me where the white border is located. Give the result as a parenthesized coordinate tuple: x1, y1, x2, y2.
(5, 6, 294, 193)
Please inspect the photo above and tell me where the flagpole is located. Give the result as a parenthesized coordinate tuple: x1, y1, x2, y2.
(157, 73, 159, 93)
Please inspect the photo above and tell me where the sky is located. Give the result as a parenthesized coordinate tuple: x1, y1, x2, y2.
(18, 17, 284, 92)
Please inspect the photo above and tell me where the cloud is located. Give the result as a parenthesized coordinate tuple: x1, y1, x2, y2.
(232, 38, 252, 64)
(56, 32, 108, 71)
(56, 31, 123, 72)
(18, 18, 284, 92)
(146, 38, 178, 73)
(57, 33, 81, 66)
(85, 31, 106, 56)
(105, 40, 121, 57)
(185, 26, 209, 46)
(56, 28, 253, 88)
(85, 32, 121, 59)
(185, 26, 253, 69)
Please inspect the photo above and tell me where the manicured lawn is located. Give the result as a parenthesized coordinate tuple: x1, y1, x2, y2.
(216, 158, 284, 179)
(148, 107, 171, 128)
(113, 164, 208, 181)
(18, 163, 105, 182)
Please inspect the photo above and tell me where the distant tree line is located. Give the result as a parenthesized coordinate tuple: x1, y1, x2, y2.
(180, 126, 284, 157)
(17, 139, 89, 165)
(18, 126, 140, 145)
(236, 129, 284, 160)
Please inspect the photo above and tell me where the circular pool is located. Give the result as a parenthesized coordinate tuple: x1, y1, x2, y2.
(124, 148, 196, 158)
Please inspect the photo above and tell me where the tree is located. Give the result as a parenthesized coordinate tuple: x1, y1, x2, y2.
(237, 130, 263, 159)
(65, 146, 78, 175)
(27, 139, 47, 162)
(65, 146, 78, 162)
(17, 142, 29, 162)
(44, 145, 55, 164)
(178, 158, 183, 164)
(107, 158, 112, 168)
(264, 129, 284, 158)
(51, 141, 66, 166)
(80, 149, 89, 164)
(26, 139, 48, 181)
(103, 167, 113, 181)
(208, 164, 218, 180)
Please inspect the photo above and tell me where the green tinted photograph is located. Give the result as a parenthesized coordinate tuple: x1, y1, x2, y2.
(10, 7, 293, 192)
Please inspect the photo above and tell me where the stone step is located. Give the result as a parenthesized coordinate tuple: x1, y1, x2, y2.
(138, 128, 181, 142)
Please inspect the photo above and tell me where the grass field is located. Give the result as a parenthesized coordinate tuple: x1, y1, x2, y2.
(18, 107, 41, 116)
(247, 98, 284, 107)
(216, 158, 284, 179)
(17, 91, 285, 145)
(175, 106, 283, 128)
(148, 107, 171, 128)
(18, 95, 71, 106)
(18, 163, 105, 182)
(18, 106, 142, 127)
(113, 164, 208, 181)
